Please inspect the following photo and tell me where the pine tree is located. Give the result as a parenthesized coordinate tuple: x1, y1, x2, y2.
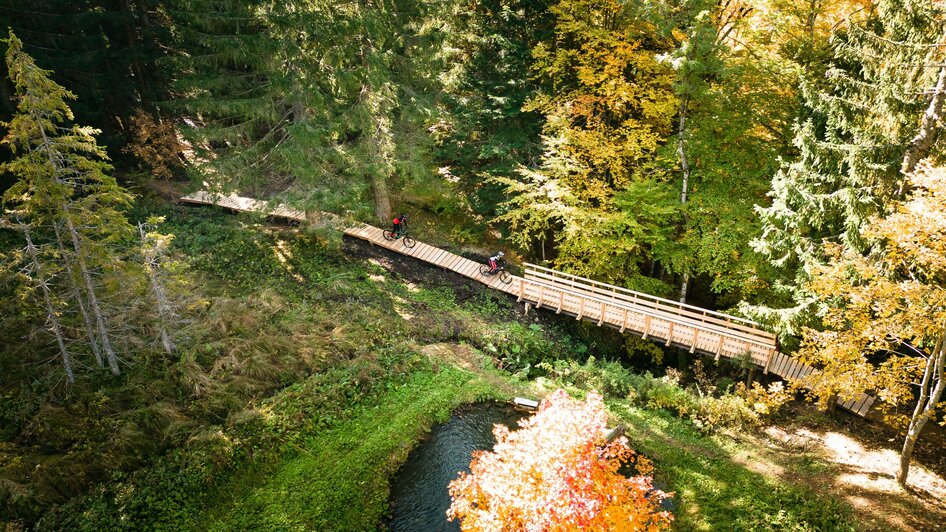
(750, 0, 946, 335)
(2, 31, 135, 377)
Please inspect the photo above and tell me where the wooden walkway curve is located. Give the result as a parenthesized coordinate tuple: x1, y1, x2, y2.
(179, 191, 875, 417)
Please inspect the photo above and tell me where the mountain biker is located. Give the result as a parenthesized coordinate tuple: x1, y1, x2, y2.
(392, 213, 407, 237)
(488, 251, 505, 274)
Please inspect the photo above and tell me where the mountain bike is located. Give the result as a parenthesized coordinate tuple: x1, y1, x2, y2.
(479, 263, 511, 284)
(382, 229, 416, 248)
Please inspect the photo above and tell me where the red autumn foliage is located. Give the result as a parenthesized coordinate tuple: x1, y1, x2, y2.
(448, 389, 673, 531)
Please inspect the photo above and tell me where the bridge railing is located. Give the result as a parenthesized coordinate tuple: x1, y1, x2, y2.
(524, 263, 775, 346)
(518, 276, 776, 352)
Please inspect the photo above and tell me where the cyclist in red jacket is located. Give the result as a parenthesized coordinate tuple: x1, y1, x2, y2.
(392, 213, 407, 237)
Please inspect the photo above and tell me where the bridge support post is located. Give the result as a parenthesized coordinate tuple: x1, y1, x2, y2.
(524, 302, 531, 316)
(745, 366, 757, 387)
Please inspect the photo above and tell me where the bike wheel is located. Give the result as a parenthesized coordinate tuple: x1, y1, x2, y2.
(382, 230, 395, 241)
(479, 264, 492, 276)
(403, 236, 416, 248)
(499, 270, 511, 284)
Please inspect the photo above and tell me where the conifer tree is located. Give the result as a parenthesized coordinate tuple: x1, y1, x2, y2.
(750, 0, 946, 336)
(15, 218, 76, 383)
(2, 31, 134, 377)
(436, 0, 551, 216)
(169, 0, 446, 222)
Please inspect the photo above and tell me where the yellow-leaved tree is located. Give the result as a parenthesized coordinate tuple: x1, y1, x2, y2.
(799, 162, 946, 487)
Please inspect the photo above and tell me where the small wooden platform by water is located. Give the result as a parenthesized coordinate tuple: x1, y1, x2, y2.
(179, 191, 875, 417)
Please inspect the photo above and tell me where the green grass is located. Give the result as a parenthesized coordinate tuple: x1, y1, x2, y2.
(198, 366, 498, 531)
(608, 401, 855, 531)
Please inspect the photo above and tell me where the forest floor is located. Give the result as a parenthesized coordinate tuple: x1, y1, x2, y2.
(14, 198, 942, 530)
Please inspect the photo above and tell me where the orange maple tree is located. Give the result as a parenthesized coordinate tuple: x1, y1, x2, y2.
(447, 389, 672, 531)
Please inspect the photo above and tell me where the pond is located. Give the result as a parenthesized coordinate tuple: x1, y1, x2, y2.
(386, 401, 527, 531)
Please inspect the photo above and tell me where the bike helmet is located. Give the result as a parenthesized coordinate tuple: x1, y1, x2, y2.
(497, 251, 505, 257)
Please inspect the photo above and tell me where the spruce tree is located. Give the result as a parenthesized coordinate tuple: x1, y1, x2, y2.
(750, 0, 946, 335)
(2, 31, 134, 377)
(169, 0, 447, 222)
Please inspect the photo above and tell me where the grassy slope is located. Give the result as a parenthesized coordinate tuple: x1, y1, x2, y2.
(610, 402, 853, 531)
(199, 366, 497, 531)
(29, 204, 858, 531)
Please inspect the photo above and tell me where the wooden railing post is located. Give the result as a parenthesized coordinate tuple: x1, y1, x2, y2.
(597, 302, 606, 325)
(665, 322, 674, 346)
(517, 279, 525, 302)
(620, 309, 628, 333)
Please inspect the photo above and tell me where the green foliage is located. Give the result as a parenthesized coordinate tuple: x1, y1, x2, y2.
(168, 0, 447, 219)
(435, 0, 551, 216)
(539, 356, 790, 433)
(0, 0, 169, 151)
(750, 0, 946, 334)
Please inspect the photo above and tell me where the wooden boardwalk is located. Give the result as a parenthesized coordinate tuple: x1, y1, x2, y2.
(179, 191, 874, 416)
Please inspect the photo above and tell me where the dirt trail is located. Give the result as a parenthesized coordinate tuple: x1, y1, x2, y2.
(730, 418, 946, 531)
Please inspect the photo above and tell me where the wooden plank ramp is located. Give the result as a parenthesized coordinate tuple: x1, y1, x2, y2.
(179, 191, 874, 417)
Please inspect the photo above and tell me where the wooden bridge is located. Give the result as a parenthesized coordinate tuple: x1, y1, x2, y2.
(179, 191, 875, 417)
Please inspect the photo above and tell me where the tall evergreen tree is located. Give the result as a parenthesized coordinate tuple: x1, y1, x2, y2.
(169, 0, 448, 222)
(436, 0, 551, 217)
(2, 31, 134, 377)
(750, 0, 946, 336)
(0, 0, 172, 149)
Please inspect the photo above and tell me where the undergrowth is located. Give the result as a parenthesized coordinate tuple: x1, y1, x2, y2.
(2, 202, 860, 531)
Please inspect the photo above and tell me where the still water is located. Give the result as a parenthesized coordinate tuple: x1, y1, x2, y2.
(386, 402, 526, 531)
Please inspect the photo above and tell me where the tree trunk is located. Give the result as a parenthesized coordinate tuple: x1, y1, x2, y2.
(745, 366, 757, 387)
(898, 331, 946, 487)
(53, 221, 103, 367)
(34, 106, 120, 375)
(23, 224, 75, 383)
(66, 216, 120, 375)
(677, 97, 691, 206)
(139, 223, 175, 355)
(371, 171, 392, 223)
(677, 96, 691, 303)
(901, 66, 946, 176)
